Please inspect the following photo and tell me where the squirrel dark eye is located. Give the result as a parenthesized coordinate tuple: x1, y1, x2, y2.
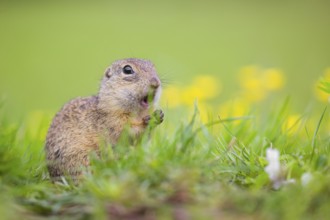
(123, 65, 134, 74)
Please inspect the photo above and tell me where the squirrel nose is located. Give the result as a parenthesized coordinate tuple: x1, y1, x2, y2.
(150, 77, 160, 89)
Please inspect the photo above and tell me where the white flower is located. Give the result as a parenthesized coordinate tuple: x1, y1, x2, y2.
(265, 148, 281, 182)
(301, 172, 313, 186)
(264, 147, 295, 189)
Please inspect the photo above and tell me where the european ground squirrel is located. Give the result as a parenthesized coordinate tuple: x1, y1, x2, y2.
(45, 58, 164, 181)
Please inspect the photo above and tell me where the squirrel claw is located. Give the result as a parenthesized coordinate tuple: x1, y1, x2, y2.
(142, 115, 151, 125)
(152, 109, 164, 124)
(143, 110, 164, 126)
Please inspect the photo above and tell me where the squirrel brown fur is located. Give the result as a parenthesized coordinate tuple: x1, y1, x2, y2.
(45, 58, 164, 181)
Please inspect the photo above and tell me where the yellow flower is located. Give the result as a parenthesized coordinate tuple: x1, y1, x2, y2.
(218, 98, 250, 119)
(162, 75, 220, 108)
(191, 75, 219, 99)
(314, 68, 330, 102)
(282, 114, 301, 135)
(263, 68, 285, 91)
(241, 87, 267, 102)
(238, 66, 265, 102)
(238, 66, 285, 102)
(238, 65, 261, 90)
(161, 85, 182, 108)
(190, 102, 212, 123)
(181, 86, 205, 105)
(182, 75, 220, 105)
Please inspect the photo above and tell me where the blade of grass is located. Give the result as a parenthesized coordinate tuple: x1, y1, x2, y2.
(310, 107, 327, 161)
(194, 115, 254, 135)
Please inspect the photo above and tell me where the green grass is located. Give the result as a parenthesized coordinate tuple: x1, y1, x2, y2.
(1, 100, 330, 220)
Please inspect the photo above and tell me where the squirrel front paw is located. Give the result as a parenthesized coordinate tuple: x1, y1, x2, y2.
(153, 109, 164, 124)
(142, 109, 164, 126)
(142, 115, 151, 125)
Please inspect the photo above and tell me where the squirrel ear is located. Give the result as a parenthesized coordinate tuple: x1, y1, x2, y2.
(105, 68, 112, 78)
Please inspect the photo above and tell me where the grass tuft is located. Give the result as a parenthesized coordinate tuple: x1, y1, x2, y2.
(1, 101, 330, 219)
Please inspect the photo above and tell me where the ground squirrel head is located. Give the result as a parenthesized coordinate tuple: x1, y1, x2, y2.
(98, 58, 161, 114)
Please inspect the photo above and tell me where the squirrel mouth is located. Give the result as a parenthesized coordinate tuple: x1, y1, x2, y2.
(140, 93, 154, 109)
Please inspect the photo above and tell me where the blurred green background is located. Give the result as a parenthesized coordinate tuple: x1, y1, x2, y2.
(1, 0, 330, 118)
